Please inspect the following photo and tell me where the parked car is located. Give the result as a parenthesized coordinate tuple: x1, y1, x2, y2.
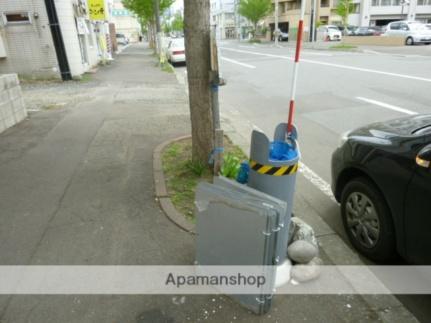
(426, 24, 431, 30)
(166, 38, 186, 64)
(278, 31, 289, 42)
(331, 114, 431, 264)
(385, 21, 431, 45)
(353, 26, 384, 36)
(116, 33, 129, 46)
(317, 25, 342, 41)
(337, 25, 357, 35)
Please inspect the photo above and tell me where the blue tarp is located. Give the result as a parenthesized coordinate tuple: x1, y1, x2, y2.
(269, 141, 298, 161)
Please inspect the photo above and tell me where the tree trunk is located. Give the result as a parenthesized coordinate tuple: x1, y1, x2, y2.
(153, 0, 162, 55)
(148, 23, 153, 48)
(184, 0, 214, 165)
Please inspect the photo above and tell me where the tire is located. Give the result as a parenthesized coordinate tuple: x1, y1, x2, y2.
(278, 36, 282, 42)
(341, 177, 396, 262)
(406, 37, 414, 46)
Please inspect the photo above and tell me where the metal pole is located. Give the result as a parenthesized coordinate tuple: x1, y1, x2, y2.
(210, 26, 223, 174)
(309, 3, 314, 42)
(44, 0, 72, 81)
(274, 0, 279, 45)
(287, 0, 306, 134)
(311, 0, 317, 42)
(236, 0, 241, 40)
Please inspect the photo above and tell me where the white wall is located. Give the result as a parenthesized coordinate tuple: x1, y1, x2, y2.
(0, 0, 60, 78)
(55, 0, 85, 77)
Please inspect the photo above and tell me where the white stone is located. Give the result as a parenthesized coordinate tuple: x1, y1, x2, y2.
(288, 217, 318, 249)
(290, 257, 323, 283)
(287, 240, 318, 264)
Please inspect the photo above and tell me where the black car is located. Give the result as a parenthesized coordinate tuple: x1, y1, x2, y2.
(353, 26, 383, 36)
(331, 115, 431, 264)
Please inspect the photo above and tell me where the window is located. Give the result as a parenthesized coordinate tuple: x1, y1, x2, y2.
(392, 0, 401, 5)
(352, 3, 360, 13)
(86, 21, 94, 47)
(3, 12, 31, 24)
(381, 0, 391, 5)
(321, 0, 329, 7)
(286, 1, 301, 10)
(417, 0, 431, 5)
(372, 0, 380, 6)
(390, 22, 400, 30)
(400, 23, 409, 30)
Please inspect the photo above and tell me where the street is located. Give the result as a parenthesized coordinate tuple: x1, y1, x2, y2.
(176, 40, 431, 321)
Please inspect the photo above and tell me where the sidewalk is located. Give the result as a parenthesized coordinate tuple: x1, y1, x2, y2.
(0, 43, 417, 322)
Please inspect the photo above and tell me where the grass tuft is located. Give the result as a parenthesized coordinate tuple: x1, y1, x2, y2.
(162, 137, 247, 221)
(329, 43, 357, 51)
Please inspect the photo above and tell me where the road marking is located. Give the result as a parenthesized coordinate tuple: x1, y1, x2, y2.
(363, 49, 385, 55)
(220, 56, 256, 69)
(299, 162, 337, 203)
(219, 47, 431, 83)
(356, 97, 418, 115)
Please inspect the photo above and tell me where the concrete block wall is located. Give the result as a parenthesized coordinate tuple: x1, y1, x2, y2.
(0, 74, 27, 134)
(0, 0, 60, 79)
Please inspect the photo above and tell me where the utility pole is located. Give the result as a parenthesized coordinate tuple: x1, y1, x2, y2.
(153, 0, 162, 55)
(310, 0, 317, 42)
(400, 0, 410, 20)
(235, 0, 241, 40)
(274, 0, 279, 45)
(44, 0, 72, 81)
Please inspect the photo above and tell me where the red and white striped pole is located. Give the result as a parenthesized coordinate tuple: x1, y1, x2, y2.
(287, 0, 307, 134)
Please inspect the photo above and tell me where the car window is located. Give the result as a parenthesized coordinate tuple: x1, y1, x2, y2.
(328, 26, 339, 31)
(171, 39, 185, 47)
(390, 22, 400, 30)
(400, 23, 409, 31)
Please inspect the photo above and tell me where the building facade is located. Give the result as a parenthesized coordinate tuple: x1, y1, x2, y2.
(360, 0, 431, 26)
(211, 0, 236, 39)
(111, 0, 141, 42)
(266, 0, 431, 39)
(0, 0, 114, 80)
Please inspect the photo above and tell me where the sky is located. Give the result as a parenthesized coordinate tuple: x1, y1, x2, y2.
(172, 0, 184, 11)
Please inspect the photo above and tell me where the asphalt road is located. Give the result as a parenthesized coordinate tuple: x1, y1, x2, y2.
(176, 41, 431, 322)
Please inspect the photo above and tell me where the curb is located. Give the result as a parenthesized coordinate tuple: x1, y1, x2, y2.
(153, 135, 195, 234)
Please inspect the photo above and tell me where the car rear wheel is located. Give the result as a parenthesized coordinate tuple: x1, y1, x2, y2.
(406, 37, 414, 46)
(341, 177, 396, 262)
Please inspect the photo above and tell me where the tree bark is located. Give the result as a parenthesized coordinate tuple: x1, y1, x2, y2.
(184, 0, 214, 165)
(153, 0, 162, 55)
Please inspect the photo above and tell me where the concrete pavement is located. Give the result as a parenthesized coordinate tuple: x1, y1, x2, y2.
(0, 42, 420, 322)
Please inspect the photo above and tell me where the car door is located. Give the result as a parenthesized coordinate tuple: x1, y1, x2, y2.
(404, 140, 431, 264)
(387, 22, 400, 36)
(399, 22, 410, 38)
